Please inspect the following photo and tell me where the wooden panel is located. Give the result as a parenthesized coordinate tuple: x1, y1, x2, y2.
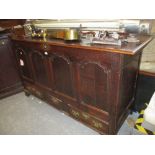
(0, 38, 19, 89)
(118, 53, 141, 122)
(31, 51, 49, 87)
(0, 36, 22, 98)
(79, 62, 110, 112)
(51, 53, 75, 98)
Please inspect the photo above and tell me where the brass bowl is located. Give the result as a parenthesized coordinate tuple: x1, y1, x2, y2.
(64, 29, 79, 41)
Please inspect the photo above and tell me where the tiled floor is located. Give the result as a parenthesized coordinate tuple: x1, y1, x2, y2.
(0, 92, 143, 135)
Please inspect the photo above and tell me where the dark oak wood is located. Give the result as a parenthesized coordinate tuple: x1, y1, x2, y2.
(11, 36, 152, 134)
(0, 35, 23, 99)
(0, 19, 25, 28)
(11, 35, 152, 55)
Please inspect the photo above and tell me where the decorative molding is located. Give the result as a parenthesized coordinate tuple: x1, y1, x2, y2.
(51, 52, 71, 64)
(31, 50, 45, 59)
(79, 61, 110, 74)
(78, 60, 111, 112)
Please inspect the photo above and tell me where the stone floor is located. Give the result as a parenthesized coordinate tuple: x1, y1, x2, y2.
(0, 92, 143, 135)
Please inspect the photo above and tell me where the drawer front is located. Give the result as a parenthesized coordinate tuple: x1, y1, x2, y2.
(69, 105, 109, 134)
(24, 83, 45, 99)
(46, 94, 64, 110)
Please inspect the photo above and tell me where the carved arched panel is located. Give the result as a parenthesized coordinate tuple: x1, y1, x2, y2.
(51, 53, 75, 98)
(79, 61, 111, 112)
(31, 51, 49, 86)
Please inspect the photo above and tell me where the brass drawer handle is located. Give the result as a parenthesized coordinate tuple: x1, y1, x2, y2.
(82, 113, 90, 120)
(51, 96, 62, 104)
(71, 109, 80, 118)
(92, 120, 103, 129)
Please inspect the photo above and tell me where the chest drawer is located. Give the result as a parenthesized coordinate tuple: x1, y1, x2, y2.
(68, 105, 109, 134)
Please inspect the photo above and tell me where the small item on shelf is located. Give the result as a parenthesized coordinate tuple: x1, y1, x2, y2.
(90, 31, 122, 46)
(92, 37, 122, 46)
(0, 27, 5, 32)
(126, 34, 140, 43)
(11, 25, 25, 36)
(31, 29, 47, 38)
